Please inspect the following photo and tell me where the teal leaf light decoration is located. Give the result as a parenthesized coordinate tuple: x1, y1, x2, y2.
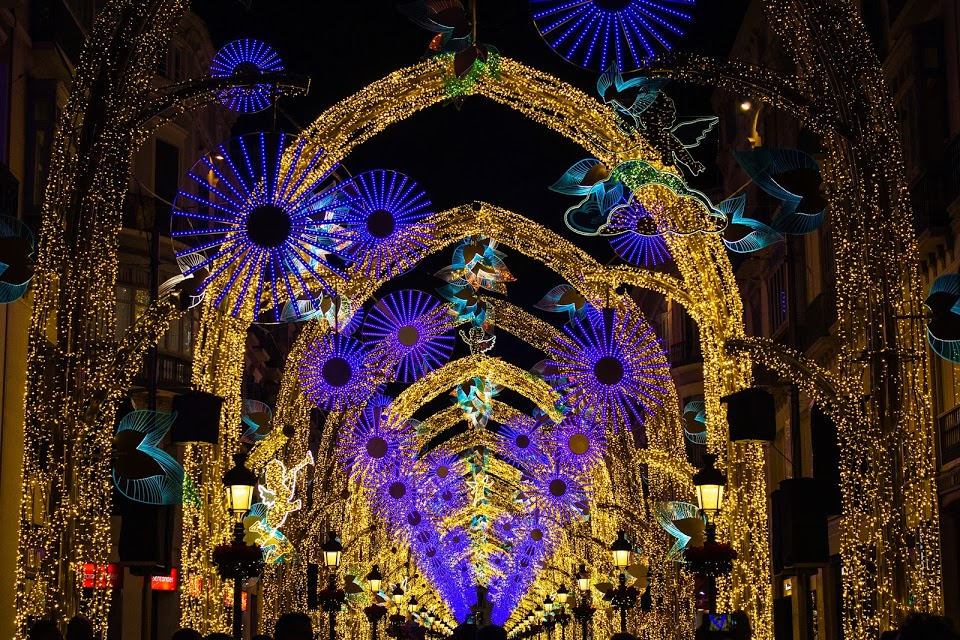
(682, 401, 707, 445)
(719, 195, 784, 254)
(0, 215, 35, 304)
(597, 67, 670, 130)
(241, 399, 273, 444)
(732, 148, 827, 235)
(534, 285, 587, 324)
(926, 273, 960, 363)
(113, 410, 184, 505)
(654, 501, 705, 560)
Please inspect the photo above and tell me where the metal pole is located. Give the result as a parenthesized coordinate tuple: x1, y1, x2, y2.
(233, 576, 243, 640)
(329, 609, 336, 640)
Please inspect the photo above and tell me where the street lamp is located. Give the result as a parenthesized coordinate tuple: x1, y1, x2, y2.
(219, 453, 258, 640)
(556, 585, 569, 606)
(367, 565, 384, 593)
(693, 454, 727, 537)
(365, 565, 387, 640)
(320, 532, 345, 640)
(393, 584, 405, 606)
(610, 531, 632, 571)
(609, 532, 636, 634)
(409, 595, 420, 615)
(322, 532, 343, 568)
(576, 565, 591, 594)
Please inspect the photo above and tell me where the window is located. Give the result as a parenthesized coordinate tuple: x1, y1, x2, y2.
(173, 47, 184, 83)
(116, 286, 149, 339)
(767, 262, 788, 335)
(26, 81, 57, 215)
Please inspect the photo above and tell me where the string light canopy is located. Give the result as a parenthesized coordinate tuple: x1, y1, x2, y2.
(210, 39, 284, 113)
(171, 133, 353, 321)
(338, 170, 434, 278)
(298, 332, 383, 410)
(362, 290, 456, 382)
(530, 0, 695, 72)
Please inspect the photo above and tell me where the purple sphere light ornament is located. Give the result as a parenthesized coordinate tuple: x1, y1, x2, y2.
(337, 170, 434, 278)
(210, 39, 284, 113)
(338, 394, 416, 481)
(362, 290, 455, 383)
(547, 306, 671, 430)
(551, 414, 608, 472)
(498, 413, 550, 467)
(298, 332, 383, 411)
(171, 133, 353, 321)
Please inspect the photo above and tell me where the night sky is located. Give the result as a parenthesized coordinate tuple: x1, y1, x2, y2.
(192, 0, 750, 427)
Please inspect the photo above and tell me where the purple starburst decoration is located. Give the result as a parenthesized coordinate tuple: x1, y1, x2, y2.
(370, 461, 425, 527)
(210, 39, 284, 113)
(522, 463, 591, 523)
(420, 451, 469, 511)
(338, 394, 416, 481)
(362, 290, 455, 382)
(605, 200, 671, 267)
(298, 332, 382, 410)
(547, 307, 671, 429)
(171, 133, 353, 321)
(497, 414, 549, 467)
(551, 415, 608, 471)
(336, 170, 434, 278)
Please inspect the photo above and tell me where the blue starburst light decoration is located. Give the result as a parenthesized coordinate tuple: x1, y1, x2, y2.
(113, 410, 184, 505)
(362, 290, 455, 382)
(531, 0, 695, 72)
(172, 133, 354, 321)
(601, 199, 671, 267)
(332, 170, 433, 278)
(298, 332, 383, 410)
(210, 39, 284, 113)
(339, 394, 416, 481)
(521, 463, 591, 523)
(551, 415, 608, 471)
(547, 307, 671, 429)
(497, 414, 549, 467)
(370, 461, 425, 527)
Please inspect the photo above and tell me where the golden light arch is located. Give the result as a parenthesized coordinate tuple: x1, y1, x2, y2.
(186, 56, 772, 637)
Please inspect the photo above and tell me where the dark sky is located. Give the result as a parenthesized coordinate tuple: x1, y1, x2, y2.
(193, 1, 751, 427)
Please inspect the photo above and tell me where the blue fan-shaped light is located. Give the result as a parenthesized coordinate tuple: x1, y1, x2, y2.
(362, 290, 455, 382)
(370, 461, 426, 528)
(210, 39, 284, 113)
(298, 332, 383, 410)
(604, 199, 671, 267)
(172, 133, 353, 321)
(336, 170, 434, 278)
(547, 307, 671, 429)
(338, 394, 417, 481)
(531, 0, 695, 72)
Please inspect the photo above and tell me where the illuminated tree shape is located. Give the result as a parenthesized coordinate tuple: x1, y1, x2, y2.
(339, 394, 417, 481)
(210, 39, 284, 113)
(530, 0, 694, 72)
(547, 307, 671, 429)
(551, 414, 608, 471)
(497, 414, 549, 467)
(171, 133, 353, 321)
(362, 290, 455, 382)
(337, 170, 434, 278)
(0, 215, 35, 303)
(112, 410, 183, 505)
(298, 332, 383, 410)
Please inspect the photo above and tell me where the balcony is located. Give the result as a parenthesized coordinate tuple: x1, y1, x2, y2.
(939, 403, 960, 466)
(669, 340, 702, 368)
(30, 0, 86, 69)
(132, 354, 193, 390)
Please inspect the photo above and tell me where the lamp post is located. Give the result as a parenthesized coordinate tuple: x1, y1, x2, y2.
(320, 532, 344, 640)
(609, 532, 639, 634)
(555, 586, 570, 640)
(573, 565, 593, 640)
(221, 453, 258, 640)
(693, 454, 727, 613)
(365, 565, 387, 640)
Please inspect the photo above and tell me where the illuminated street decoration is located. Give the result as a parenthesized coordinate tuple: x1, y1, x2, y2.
(298, 332, 383, 410)
(210, 39, 284, 113)
(732, 148, 827, 235)
(371, 462, 427, 529)
(530, 0, 694, 71)
(258, 452, 314, 532)
(337, 170, 434, 278)
(926, 273, 960, 363)
(548, 307, 671, 429)
(398, 0, 473, 55)
(171, 133, 353, 321)
(682, 401, 708, 445)
(338, 394, 417, 481)
(240, 399, 272, 444)
(654, 501, 705, 560)
(602, 199, 671, 267)
(520, 463, 591, 523)
(597, 68, 669, 130)
(551, 415, 607, 471)
(452, 377, 500, 429)
(437, 237, 515, 295)
(362, 290, 455, 382)
(498, 414, 549, 467)
(112, 410, 183, 505)
(279, 293, 363, 333)
(550, 159, 624, 236)
(0, 215, 34, 303)
(535, 285, 588, 323)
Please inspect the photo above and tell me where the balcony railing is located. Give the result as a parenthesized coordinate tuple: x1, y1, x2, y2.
(939, 403, 960, 466)
(133, 354, 192, 390)
(910, 172, 947, 234)
(669, 340, 702, 367)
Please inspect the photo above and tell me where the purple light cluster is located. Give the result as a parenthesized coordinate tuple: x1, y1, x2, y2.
(298, 332, 382, 410)
(362, 290, 455, 383)
(497, 414, 549, 468)
(521, 463, 591, 523)
(338, 394, 416, 481)
(547, 306, 671, 430)
(550, 414, 608, 472)
(210, 39, 284, 113)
